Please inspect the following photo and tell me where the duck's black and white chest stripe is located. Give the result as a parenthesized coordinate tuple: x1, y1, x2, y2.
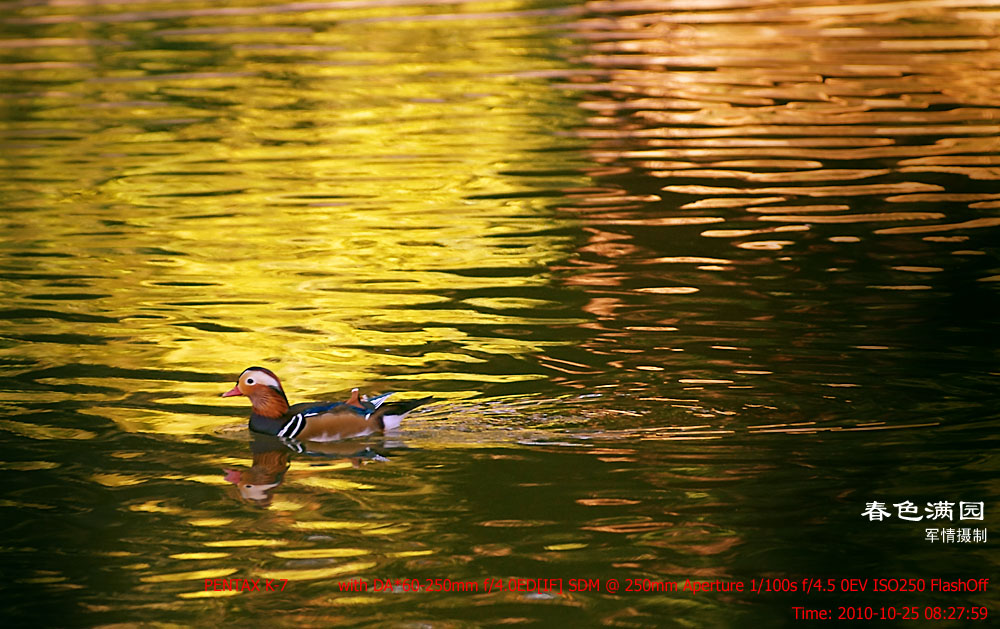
(277, 411, 307, 439)
(276, 401, 366, 439)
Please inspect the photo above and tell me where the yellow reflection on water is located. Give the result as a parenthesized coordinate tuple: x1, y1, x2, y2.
(170, 552, 232, 560)
(259, 561, 377, 581)
(0, 419, 96, 441)
(0, 0, 591, 435)
(140, 568, 238, 583)
(273, 548, 368, 559)
(203, 539, 287, 548)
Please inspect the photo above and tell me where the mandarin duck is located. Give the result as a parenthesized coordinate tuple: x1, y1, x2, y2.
(222, 366, 431, 441)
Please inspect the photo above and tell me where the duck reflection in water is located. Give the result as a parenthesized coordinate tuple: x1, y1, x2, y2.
(223, 433, 395, 507)
(224, 434, 291, 506)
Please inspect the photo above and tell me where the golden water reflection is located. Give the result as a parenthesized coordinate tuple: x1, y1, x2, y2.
(563, 0, 1000, 231)
(1, 0, 592, 436)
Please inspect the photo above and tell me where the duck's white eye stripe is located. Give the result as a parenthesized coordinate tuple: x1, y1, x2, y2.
(246, 370, 281, 389)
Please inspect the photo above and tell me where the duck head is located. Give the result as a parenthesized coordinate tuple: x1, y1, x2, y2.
(222, 366, 290, 418)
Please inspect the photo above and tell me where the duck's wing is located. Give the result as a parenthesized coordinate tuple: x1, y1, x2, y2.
(281, 401, 372, 441)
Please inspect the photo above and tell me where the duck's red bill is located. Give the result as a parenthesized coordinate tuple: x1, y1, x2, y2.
(221, 385, 243, 397)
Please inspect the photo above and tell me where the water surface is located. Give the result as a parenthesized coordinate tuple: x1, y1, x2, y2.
(1, 0, 997, 626)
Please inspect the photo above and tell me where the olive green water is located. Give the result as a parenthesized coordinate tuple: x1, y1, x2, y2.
(1, 0, 997, 626)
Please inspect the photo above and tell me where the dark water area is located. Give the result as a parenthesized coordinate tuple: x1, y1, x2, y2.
(1, 0, 997, 626)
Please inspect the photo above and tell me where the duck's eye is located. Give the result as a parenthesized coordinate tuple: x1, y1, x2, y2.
(246, 378, 255, 385)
